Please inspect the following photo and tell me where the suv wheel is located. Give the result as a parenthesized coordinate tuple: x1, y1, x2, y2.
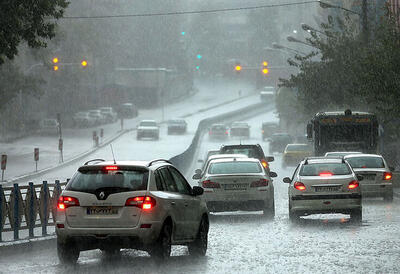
(263, 200, 275, 219)
(289, 210, 300, 223)
(150, 223, 172, 260)
(350, 208, 362, 222)
(57, 240, 79, 264)
(188, 217, 209, 256)
(101, 248, 121, 259)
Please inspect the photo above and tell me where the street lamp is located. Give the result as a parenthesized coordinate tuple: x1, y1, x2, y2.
(286, 35, 314, 48)
(271, 43, 307, 56)
(301, 23, 327, 36)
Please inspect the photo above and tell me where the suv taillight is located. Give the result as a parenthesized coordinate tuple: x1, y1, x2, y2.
(57, 196, 80, 210)
(250, 178, 269, 187)
(202, 180, 221, 188)
(348, 180, 359, 189)
(383, 172, 392, 181)
(125, 196, 156, 210)
(294, 182, 306, 191)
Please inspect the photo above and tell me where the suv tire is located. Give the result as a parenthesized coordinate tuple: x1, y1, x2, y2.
(263, 200, 275, 219)
(188, 217, 209, 256)
(57, 240, 79, 264)
(289, 210, 300, 223)
(350, 208, 362, 222)
(384, 192, 393, 202)
(150, 223, 172, 260)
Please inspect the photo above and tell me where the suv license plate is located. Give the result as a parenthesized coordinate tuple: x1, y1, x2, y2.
(87, 207, 118, 215)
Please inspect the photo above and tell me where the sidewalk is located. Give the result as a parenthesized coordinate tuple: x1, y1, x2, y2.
(0, 78, 257, 182)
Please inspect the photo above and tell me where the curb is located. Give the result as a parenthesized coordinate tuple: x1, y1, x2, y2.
(0, 235, 56, 257)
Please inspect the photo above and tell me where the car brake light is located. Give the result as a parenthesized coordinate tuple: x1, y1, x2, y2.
(319, 171, 333, 177)
(125, 196, 156, 210)
(294, 182, 306, 191)
(250, 178, 269, 187)
(105, 166, 119, 170)
(348, 180, 359, 189)
(261, 160, 269, 169)
(225, 130, 229, 135)
(57, 196, 80, 210)
(202, 180, 220, 188)
(383, 172, 392, 180)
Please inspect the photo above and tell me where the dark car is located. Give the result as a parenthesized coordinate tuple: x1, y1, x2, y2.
(208, 124, 228, 140)
(268, 133, 293, 154)
(262, 122, 279, 141)
(167, 119, 187, 135)
(230, 122, 250, 138)
(219, 144, 274, 172)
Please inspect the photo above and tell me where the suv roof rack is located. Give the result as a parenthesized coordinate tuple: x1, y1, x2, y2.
(147, 159, 171, 167)
(84, 159, 105, 165)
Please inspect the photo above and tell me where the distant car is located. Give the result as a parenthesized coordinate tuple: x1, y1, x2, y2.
(230, 122, 250, 138)
(120, 103, 138, 119)
(344, 154, 394, 201)
(99, 107, 118, 123)
(137, 120, 159, 140)
(167, 119, 187, 135)
(73, 112, 95, 128)
(198, 149, 220, 170)
(268, 133, 293, 154)
(260, 86, 275, 102)
(208, 124, 228, 140)
(325, 151, 362, 157)
(261, 122, 279, 141)
(193, 157, 276, 217)
(283, 156, 362, 222)
(88, 109, 106, 125)
(282, 144, 313, 168)
(56, 159, 208, 264)
(38, 119, 59, 135)
(193, 154, 249, 179)
(219, 144, 274, 173)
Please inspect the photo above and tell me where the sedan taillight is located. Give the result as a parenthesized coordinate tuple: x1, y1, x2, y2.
(261, 159, 269, 169)
(202, 180, 221, 188)
(57, 196, 80, 210)
(250, 178, 269, 187)
(125, 196, 156, 210)
(348, 180, 359, 189)
(383, 172, 392, 181)
(294, 182, 306, 191)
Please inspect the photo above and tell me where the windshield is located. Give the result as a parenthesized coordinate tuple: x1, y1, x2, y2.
(208, 161, 262, 174)
(67, 169, 149, 193)
(299, 163, 351, 176)
(346, 157, 385, 168)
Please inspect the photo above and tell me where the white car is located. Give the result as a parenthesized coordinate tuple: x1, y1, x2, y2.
(56, 159, 209, 264)
(194, 157, 276, 217)
(99, 107, 118, 123)
(193, 154, 249, 179)
(73, 112, 96, 128)
(137, 120, 160, 140)
(38, 119, 59, 135)
(284, 157, 362, 222)
(88, 109, 106, 125)
(344, 154, 393, 201)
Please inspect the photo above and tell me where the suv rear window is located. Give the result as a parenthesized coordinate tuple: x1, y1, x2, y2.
(208, 161, 262, 174)
(66, 169, 149, 193)
(299, 163, 351, 176)
(220, 146, 263, 159)
(346, 157, 385, 168)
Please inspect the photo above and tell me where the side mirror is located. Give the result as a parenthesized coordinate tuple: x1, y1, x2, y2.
(192, 173, 202, 180)
(197, 159, 204, 163)
(356, 174, 364, 181)
(283, 177, 292, 183)
(269, 171, 278, 178)
(266, 156, 274, 162)
(195, 169, 202, 174)
(192, 186, 204, 196)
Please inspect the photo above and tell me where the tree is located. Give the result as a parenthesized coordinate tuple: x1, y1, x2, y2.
(0, 0, 69, 64)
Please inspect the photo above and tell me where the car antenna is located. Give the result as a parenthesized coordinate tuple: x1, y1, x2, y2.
(110, 144, 117, 164)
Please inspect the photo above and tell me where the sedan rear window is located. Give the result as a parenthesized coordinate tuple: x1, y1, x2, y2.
(346, 157, 385, 168)
(208, 161, 262, 174)
(299, 163, 351, 176)
(220, 148, 262, 159)
(140, 121, 157, 127)
(66, 169, 149, 193)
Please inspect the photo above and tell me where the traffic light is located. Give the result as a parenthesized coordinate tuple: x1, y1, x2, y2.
(262, 61, 269, 75)
(235, 63, 242, 73)
(52, 57, 59, 71)
(53, 65, 59, 71)
(81, 60, 88, 67)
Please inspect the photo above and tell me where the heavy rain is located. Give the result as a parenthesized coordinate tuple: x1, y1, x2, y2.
(1, 0, 400, 273)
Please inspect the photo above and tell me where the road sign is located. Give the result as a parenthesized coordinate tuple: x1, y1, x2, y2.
(34, 148, 39, 161)
(1, 155, 7, 170)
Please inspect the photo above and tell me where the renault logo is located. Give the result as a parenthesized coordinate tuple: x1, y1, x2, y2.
(99, 192, 105, 200)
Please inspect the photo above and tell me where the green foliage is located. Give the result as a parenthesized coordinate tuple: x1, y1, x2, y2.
(0, 0, 69, 64)
(281, 11, 400, 130)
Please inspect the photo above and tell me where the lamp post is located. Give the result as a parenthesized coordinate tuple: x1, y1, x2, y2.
(271, 43, 307, 56)
(301, 23, 328, 36)
(286, 35, 315, 48)
(318, 0, 367, 42)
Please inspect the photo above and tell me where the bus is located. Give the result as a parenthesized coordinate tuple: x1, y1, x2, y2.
(306, 109, 379, 156)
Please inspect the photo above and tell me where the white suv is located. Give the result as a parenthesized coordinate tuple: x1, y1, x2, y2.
(56, 159, 209, 264)
(137, 120, 160, 140)
(284, 157, 362, 222)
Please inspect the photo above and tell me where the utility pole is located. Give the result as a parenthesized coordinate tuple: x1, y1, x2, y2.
(361, 0, 368, 43)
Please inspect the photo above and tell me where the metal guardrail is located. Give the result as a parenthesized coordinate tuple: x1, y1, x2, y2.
(0, 180, 67, 242)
